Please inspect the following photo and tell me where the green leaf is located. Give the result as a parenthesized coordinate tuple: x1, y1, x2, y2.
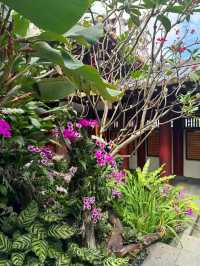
(130, 14, 140, 26)
(18, 201, 39, 227)
(40, 213, 64, 223)
(157, 15, 171, 32)
(13, 12, 29, 37)
(34, 32, 68, 44)
(32, 41, 84, 69)
(29, 117, 41, 128)
(56, 254, 71, 266)
(32, 41, 64, 66)
(131, 69, 143, 79)
(2, 0, 91, 34)
(32, 42, 122, 102)
(48, 224, 76, 239)
(28, 223, 47, 239)
(66, 65, 123, 102)
(12, 234, 32, 251)
(0, 259, 11, 266)
(103, 256, 129, 266)
(143, 0, 155, 8)
(166, 5, 185, 13)
(32, 239, 48, 263)
(0, 233, 11, 253)
(11, 253, 25, 266)
(143, 0, 168, 7)
(35, 78, 76, 101)
(1, 108, 25, 114)
(0, 185, 7, 196)
(65, 24, 104, 44)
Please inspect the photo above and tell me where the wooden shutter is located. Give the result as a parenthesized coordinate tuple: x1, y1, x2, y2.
(147, 130, 159, 156)
(186, 130, 200, 160)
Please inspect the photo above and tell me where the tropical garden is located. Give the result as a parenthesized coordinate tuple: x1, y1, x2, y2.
(0, 0, 200, 265)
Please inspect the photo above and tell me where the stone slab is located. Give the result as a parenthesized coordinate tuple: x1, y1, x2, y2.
(175, 249, 200, 266)
(177, 235, 200, 255)
(142, 242, 181, 266)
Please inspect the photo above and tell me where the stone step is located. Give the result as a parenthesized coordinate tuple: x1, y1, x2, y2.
(177, 235, 200, 254)
(142, 237, 200, 266)
(142, 242, 180, 266)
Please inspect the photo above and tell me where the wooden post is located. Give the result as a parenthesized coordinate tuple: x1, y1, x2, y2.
(160, 122, 172, 176)
(137, 141, 146, 169)
(173, 119, 184, 176)
(119, 147, 129, 169)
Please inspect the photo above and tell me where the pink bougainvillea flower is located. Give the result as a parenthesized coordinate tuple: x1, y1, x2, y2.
(78, 118, 89, 127)
(78, 118, 99, 128)
(91, 208, 102, 223)
(63, 121, 81, 141)
(41, 159, 49, 166)
(28, 145, 54, 166)
(63, 128, 80, 140)
(83, 196, 96, 210)
(185, 208, 193, 216)
(95, 149, 104, 160)
(28, 145, 41, 153)
(177, 189, 185, 199)
(112, 170, 125, 184)
(0, 119, 12, 138)
(96, 140, 106, 150)
(88, 119, 99, 128)
(40, 147, 54, 160)
(112, 189, 122, 198)
(97, 158, 106, 167)
(104, 153, 115, 164)
(76, 122, 82, 129)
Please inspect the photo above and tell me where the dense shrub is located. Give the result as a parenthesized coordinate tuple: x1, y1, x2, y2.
(113, 161, 198, 237)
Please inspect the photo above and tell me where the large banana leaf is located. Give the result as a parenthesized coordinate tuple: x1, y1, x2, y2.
(2, 0, 91, 33)
(32, 42, 123, 102)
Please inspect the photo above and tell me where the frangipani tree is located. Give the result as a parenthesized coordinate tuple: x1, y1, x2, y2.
(64, 0, 200, 155)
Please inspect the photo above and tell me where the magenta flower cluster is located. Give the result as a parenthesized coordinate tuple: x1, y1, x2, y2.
(112, 189, 122, 198)
(83, 196, 102, 223)
(28, 145, 54, 165)
(63, 122, 80, 141)
(78, 118, 98, 128)
(186, 208, 193, 216)
(0, 119, 12, 138)
(112, 170, 125, 184)
(53, 119, 98, 141)
(83, 196, 96, 210)
(91, 208, 102, 223)
(95, 141, 116, 168)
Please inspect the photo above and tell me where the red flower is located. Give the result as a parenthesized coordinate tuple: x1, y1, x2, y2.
(192, 64, 197, 70)
(157, 37, 167, 44)
(176, 46, 186, 53)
